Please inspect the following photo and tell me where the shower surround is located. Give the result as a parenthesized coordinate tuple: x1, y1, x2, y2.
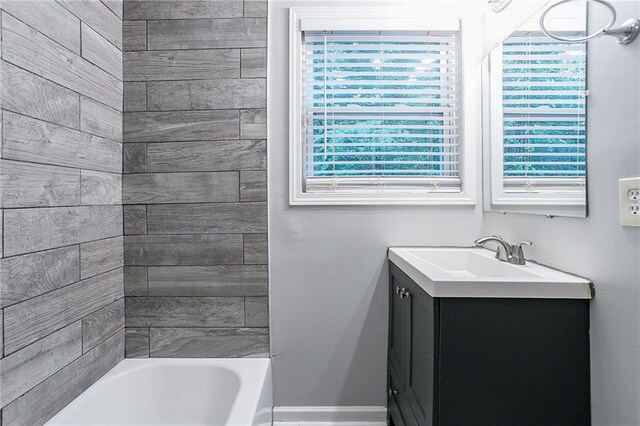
(122, 0, 269, 358)
(0, 0, 125, 424)
(0, 0, 268, 424)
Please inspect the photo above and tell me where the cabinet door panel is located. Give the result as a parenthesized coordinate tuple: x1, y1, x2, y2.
(405, 281, 437, 426)
(389, 264, 409, 386)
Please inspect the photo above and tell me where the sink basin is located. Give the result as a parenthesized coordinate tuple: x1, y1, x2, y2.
(388, 247, 593, 299)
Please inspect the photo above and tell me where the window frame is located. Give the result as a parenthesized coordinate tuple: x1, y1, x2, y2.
(288, 7, 480, 206)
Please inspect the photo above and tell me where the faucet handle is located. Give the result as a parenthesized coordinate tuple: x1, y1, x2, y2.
(514, 240, 532, 249)
(512, 241, 532, 265)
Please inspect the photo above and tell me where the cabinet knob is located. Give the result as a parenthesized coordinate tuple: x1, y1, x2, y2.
(388, 388, 398, 397)
(400, 289, 411, 299)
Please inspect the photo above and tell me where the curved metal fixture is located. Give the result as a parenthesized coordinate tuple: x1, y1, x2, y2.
(489, 0, 513, 13)
(540, 0, 640, 45)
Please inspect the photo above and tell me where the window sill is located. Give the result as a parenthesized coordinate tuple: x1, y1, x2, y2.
(289, 191, 476, 206)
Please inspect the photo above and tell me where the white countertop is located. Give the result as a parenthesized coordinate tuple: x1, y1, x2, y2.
(388, 247, 593, 299)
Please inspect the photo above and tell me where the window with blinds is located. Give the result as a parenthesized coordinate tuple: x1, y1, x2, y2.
(501, 32, 586, 189)
(301, 30, 461, 193)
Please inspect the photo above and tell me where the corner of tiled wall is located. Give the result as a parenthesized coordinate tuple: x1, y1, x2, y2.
(121, 0, 269, 359)
(0, 0, 125, 424)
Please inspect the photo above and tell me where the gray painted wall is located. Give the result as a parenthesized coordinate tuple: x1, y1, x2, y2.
(268, 1, 640, 424)
(268, 0, 485, 409)
(0, 0, 125, 424)
(483, 2, 640, 423)
(122, 0, 269, 358)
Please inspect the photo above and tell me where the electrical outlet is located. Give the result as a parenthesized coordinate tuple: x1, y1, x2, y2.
(620, 177, 640, 227)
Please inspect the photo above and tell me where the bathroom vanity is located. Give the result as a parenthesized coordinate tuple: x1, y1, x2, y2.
(387, 247, 593, 426)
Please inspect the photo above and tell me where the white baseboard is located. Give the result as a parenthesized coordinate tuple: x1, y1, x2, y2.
(273, 406, 387, 426)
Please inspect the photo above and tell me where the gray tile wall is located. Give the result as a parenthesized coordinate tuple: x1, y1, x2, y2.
(0, 1, 125, 424)
(122, 0, 268, 359)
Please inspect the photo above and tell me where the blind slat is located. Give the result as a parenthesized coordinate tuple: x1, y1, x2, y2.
(305, 142, 459, 147)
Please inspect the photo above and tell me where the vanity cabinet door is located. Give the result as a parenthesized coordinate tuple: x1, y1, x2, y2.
(389, 263, 437, 426)
(389, 263, 410, 385)
(404, 279, 438, 426)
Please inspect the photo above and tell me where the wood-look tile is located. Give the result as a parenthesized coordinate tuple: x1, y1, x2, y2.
(147, 265, 268, 296)
(124, 49, 240, 81)
(80, 236, 124, 279)
(123, 143, 147, 173)
(124, 110, 239, 142)
(149, 327, 268, 358)
(0, 245, 80, 308)
(240, 109, 266, 139)
(146, 78, 265, 111)
(1, 0, 81, 54)
(1, 62, 80, 129)
(245, 296, 269, 327)
(241, 48, 266, 78)
(3, 268, 123, 354)
(0, 159, 80, 208)
(80, 23, 123, 81)
(0, 322, 82, 408)
(1, 12, 122, 110)
(3, 205, 122, 256)
(123, 82, 146, 112)
(3, 111, 122, 173)
(2, 330, 124, 426)
(101, 0, 123, 19)
(124, 205, 147, 235)
(125, 296, 244, 327)
(80, 170, 122, 205)
(240, 171, 266, 202)
(125, 327, 149, 358)
(82, 298, 125, 352)
(124, 266, 147, 296)
(123, 21, 146, 51)
(147, 18, 266, 50)
(123, 172, 239, 204)
(124, 234, 243, 266)
(80, 96, 123, 142)
(0, 311, 4, 356)
(58, 0, 122, 49)
(244, 0, 267, 18)
(125, 0, 242, 19)
(146, 140, 265, 172)
(243, 233, 267, 265)
(146, 202, 266, 234)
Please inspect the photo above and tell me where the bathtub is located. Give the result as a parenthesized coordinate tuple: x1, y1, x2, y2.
(45, 358, 272, 426)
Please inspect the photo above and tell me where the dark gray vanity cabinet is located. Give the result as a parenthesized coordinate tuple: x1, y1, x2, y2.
(387, 262, 591, 426)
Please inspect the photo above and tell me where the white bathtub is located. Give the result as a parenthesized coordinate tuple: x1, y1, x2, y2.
(45, 358, 272, 426)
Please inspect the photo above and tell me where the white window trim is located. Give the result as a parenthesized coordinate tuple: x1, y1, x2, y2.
(288, 6, 480, 206)
(485, 39, 587, 211)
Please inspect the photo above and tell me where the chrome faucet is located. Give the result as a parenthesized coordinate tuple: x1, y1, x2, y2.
(474, 235, 532, 265)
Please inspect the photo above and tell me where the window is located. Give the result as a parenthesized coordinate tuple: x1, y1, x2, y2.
(289, 9, 478, 205)
(501, 32, 586, 194)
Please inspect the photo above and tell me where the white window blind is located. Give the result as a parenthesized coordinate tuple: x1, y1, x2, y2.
(501, 32, 586, 188)
(301, 30, 461, 193)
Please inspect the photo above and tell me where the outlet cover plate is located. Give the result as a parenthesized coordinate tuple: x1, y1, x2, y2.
(619, 177, 640, 227)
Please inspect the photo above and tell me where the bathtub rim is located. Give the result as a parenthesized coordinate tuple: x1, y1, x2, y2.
(45, 357, 273, 426)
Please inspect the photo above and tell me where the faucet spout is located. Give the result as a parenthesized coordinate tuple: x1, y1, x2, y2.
(474, 235, 514, 262)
